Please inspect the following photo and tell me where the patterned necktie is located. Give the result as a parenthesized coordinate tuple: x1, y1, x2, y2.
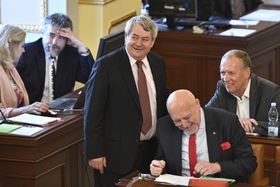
(189, 134, 199, 177)
(136, 60, 152, 134)
(231, 0, 246, 19)
(49, 57, 56, 101)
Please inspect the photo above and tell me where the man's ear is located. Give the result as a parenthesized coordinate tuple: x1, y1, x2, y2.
(195, 98, 200, 107)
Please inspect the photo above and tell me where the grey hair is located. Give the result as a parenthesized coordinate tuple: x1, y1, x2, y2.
(125, 15, 158, 40)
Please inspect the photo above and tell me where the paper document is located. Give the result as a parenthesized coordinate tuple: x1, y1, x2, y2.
(0, 124, 21, 134)
(219, 28, 256, 37)
(155, 174, 193, 186)
(240, 9, 280, 22)
(8, 113, 61, 126)
(229, 19, 259, 26)
(11, 126, 43, 136)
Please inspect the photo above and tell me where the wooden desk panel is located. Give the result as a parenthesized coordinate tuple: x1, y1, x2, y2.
(0, 114, 92, 187)
(152, 22, 280, 104)
(248, 135, 280, 186)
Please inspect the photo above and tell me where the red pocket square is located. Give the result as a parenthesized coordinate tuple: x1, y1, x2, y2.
(220, 141, 231, 151)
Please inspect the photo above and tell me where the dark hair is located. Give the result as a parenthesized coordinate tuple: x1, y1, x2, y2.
(43, 13, 73, 32)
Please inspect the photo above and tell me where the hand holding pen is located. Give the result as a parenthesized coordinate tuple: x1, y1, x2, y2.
(150, 160, 166, 176)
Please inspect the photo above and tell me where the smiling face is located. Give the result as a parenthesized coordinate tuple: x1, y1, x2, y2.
(125, 24, 155, 61)
(220, 55, 250, 98)
(167, 90, 201, 135)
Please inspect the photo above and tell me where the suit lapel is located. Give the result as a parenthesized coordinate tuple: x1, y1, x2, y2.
(37, 41, 47, 87)
(174, 130, 183, 175)
(204, 108, 220, 162)
(249, 75, 257, 118)
(117, 47, 141, 110)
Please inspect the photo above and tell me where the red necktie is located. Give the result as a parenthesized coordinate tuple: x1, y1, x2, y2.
(189, 134, 198, 177)
(136, 60, 152, 134)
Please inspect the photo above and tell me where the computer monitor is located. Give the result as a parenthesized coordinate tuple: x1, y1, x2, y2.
(148, 0, 197, 29)
(96, 30, 125, 60)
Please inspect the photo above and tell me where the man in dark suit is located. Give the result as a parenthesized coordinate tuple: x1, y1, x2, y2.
(84, 15, 169, 186)
(206, 49, 280, 134)
(17, 13, 94, 103)
(150, 89, 256, 182)
(209, 0, 262, 20)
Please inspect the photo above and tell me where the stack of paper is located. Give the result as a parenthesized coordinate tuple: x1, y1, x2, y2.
(8, 113, 61, 126)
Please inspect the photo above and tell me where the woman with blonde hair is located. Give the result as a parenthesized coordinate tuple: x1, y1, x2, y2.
(0, 25, 48, 118)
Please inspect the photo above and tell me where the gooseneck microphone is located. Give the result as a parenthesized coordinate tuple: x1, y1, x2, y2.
(0, 109, 13, 124)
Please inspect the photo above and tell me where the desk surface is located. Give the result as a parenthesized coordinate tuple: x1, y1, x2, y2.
(118, 172, 269, 187)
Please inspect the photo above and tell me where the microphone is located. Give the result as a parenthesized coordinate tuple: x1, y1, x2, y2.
(0, 109, 14, 124)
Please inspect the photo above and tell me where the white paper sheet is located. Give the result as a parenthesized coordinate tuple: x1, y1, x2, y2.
(155, 174, 193, 186)
(219, 28, 256, 37)
(11, 126, 43, 136)
(229, 19, 259, 26)
(240, 9, 280, 22)
(8, 113, 61, 126)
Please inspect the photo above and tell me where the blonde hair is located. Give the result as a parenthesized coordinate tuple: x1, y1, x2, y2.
(0, 25, 26, 66)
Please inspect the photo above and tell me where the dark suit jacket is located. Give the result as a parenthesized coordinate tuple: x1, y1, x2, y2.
(84, 47, 169, 174)
(210, 0, 262, 19)
(16, 38, 94, 103)
(206, 74, 280, 134)
(156, 107, 256, 182)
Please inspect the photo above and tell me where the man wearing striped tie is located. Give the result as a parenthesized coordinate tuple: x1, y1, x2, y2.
(150, 89, 256, 183)
(17, 13, 95, 103)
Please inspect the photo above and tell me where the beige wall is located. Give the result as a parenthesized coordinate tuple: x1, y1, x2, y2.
(78, 0, 142, 58)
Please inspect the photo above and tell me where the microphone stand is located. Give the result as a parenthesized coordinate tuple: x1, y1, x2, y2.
(0, 109, 14, 124)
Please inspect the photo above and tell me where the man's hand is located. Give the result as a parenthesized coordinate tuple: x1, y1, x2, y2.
(239, 118, 258, 133)
(88, 157, 107, 174)
(150, 160, 166, 176)
(194, 161, 221, 176)
(57, 28, 87, 53)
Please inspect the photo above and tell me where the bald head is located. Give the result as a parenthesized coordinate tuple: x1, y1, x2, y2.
(166, 89, 201, 134)
(167, 89, 196, 113)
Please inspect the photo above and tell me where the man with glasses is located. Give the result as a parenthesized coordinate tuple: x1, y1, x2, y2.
(17, 13, 94, 103)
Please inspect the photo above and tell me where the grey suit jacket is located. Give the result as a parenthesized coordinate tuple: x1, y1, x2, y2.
(156, 107, 256, 182)
(84, 47, 169, 174)
(206, 74, 280, 135)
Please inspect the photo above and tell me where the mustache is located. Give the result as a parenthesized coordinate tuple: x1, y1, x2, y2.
(49, 44, 61, 50)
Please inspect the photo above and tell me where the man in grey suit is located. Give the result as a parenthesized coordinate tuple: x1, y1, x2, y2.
(206, 49, 280, 134)
(150, 89, 256, 182)
(84, 15, 169, 186)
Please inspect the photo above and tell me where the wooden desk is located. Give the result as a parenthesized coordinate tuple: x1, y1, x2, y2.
(152, 21, 280, 104)
(117, 171, 268, 187)
(248, 135, 280, 186)
(0, 112, 93, 187)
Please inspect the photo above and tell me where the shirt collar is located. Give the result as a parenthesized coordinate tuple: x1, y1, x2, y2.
(125, 48, 148, 68)
(233, 78, 251, 101)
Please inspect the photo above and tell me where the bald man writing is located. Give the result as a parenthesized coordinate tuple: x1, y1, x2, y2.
(150, 89, 256, 182)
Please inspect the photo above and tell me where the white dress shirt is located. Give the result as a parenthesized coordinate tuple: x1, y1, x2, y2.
(126, 51, 157, 141)
(181, 108, 210, 176)
(233, 79, 251, 120)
